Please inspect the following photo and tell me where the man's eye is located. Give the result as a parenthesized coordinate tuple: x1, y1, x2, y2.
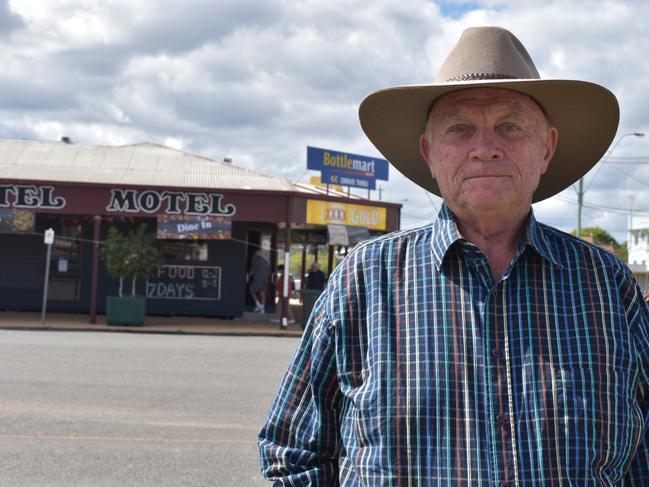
(448, 125, 468, 133)
(500, 122, 519, 132)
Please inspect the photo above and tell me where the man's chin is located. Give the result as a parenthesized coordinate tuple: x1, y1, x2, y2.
(461, 193, 523, 214)
(465, 187, 510, 202)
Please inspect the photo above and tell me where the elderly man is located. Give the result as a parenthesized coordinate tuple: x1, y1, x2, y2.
(259, 27, 648, 485)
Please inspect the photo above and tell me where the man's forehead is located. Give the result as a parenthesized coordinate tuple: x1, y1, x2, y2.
(432, 88, 541, 118)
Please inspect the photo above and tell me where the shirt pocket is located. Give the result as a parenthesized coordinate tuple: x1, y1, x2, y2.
(551, 363, 640, 483)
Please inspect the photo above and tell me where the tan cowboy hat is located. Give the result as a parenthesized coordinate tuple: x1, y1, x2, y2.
(359, 26, 619, 202)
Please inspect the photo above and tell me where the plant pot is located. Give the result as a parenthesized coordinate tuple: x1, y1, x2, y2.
(106, 296, 146, 326)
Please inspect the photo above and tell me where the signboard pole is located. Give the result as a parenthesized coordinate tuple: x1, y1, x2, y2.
(89, 215, 101, 324)
(41, 228, 55, 325)
(327, 245, 334, 277)
(282, 251, 290, 329)
(280, 206, 293, 329)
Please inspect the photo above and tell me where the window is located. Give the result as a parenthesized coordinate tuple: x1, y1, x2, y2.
(158, 241, 209, 264)
(40, 217, 85, 301)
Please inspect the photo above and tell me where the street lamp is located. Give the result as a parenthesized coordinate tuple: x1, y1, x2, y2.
(575, 131, 645, 237)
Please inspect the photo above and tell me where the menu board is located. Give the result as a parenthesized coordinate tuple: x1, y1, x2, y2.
(146, 265, 221, 301)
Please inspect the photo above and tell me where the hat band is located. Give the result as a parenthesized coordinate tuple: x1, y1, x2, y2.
(445, 73, 519, 82)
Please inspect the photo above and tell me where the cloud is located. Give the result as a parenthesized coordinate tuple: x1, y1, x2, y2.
(130, 0, 284, 55)
(0, 0, 648, 242)
(0, 0, 22, 35)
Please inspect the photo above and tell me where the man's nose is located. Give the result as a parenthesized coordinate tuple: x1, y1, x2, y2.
(469, 129, 503, 161)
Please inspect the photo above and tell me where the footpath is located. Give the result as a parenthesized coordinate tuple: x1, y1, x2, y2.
(0, 304, 305, 338)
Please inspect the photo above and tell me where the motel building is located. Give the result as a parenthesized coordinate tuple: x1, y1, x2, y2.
(0, 137, 400, 321)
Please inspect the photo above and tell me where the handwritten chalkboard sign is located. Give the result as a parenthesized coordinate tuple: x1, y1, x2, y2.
(146, 265, 221, 301)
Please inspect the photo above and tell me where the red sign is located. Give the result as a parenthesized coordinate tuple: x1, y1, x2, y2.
(0, 183, 236, 218)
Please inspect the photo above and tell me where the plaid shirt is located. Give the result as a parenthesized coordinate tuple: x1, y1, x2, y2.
(258, 204, 649, 486)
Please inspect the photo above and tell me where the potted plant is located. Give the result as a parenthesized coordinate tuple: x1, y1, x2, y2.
(101, 223, 160, 325)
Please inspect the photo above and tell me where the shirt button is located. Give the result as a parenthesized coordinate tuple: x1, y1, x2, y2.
(491, 347, 501, 359)
(500, 483, 509, 487)
(496, 413, 507, 425)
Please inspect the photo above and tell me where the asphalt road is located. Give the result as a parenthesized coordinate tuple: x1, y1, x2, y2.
(0, 330, 299, 486)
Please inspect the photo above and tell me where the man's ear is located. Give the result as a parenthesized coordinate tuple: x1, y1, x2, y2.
(541, 126, 559, 174)
(419, 134, 436, 180)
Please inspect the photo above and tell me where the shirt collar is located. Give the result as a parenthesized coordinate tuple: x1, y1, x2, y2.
(431, 203, 562, 270)
(525, 210, 563, 268)
(431, 203, 463, 270)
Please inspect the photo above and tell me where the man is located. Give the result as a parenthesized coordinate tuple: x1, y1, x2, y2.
(259, 27, 648, 485)
(305, 261, 326, 291)
(248, 248, 269, 312)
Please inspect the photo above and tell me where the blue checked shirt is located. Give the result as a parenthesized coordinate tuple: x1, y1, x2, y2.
(258, 204, 649, 486)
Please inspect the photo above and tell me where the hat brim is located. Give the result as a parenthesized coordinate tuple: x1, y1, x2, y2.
(359, 79, 619, 203)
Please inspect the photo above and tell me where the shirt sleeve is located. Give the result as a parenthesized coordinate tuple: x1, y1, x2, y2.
(619, 271, 649, 485)
(258, 292, 342, 485)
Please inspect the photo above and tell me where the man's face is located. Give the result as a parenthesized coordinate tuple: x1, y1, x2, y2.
(419, 88, 558, 217)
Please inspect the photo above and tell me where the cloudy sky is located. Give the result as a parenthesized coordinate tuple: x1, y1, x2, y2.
(1, 0, 648, 242)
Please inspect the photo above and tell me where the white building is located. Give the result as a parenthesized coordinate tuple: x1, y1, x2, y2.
(628, 214, 649, 290)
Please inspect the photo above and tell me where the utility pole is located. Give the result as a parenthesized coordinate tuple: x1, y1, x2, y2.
(628, 195, 634, 263)
(576, 178, 584, 237)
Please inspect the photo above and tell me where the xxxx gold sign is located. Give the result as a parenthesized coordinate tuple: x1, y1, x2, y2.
(306, 200, 386, 230)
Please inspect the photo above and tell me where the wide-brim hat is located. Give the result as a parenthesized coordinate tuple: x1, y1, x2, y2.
(359, 26, 619, 203)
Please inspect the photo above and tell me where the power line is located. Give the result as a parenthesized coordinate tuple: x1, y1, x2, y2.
(422, 189, 440, 213)
(575, 132, 646, 235)
(606, 165, 649, 189)
(401, 210, 435, 221)
(555, 195, 649, 216)
(583, 160, 649, 193)
(606, 158, 649, 164)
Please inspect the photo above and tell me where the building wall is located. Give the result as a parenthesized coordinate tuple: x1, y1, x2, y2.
(0, 233, 44, 311)
(628, 215, 649, 292)
(629, 215, 649, 266)
(97, 220, 249, 318)
(0, 217, 253, 318)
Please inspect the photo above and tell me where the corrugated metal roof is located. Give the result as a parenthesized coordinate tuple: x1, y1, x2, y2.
(292, 181, 363, 200)
(0, 138, 295, 192)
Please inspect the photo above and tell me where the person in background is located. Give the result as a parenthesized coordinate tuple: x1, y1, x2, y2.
(305, 261, 326, 290)
(247, 249, 268, 313)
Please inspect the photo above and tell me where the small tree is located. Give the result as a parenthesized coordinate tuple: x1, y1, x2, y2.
(571, 226, 618, 246)
(101, 227, 129, 296)
(101, 224, 160, 297)
(571, 226, 627, 261)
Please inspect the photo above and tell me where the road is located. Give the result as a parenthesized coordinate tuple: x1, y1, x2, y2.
(0, 330, 299, 486)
